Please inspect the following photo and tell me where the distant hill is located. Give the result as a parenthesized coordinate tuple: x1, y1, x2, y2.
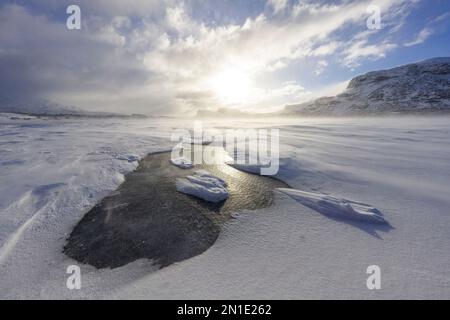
(0, 97, 147, 118)
(283, 57, 450, 116)
(196, 107, 263, 118)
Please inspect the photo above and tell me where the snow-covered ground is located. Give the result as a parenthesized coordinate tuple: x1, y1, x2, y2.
(1, 114, 450, 299)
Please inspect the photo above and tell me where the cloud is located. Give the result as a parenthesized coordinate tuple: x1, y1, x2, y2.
(315, 60, 329, 75)
(342, 39, 398, 67)
(0, 0, 419, 114)
(266, 60, 288, 72)
(309, 42, 341, 57)
(0, 3, 171, 114)
(401, 9, 448, 48)
(404, 27, 433, 47)
(433, 12, 450, 23)
(142, 0, 413, 81)
(267, 0, 288, 14)
(311, 79, 350, 99)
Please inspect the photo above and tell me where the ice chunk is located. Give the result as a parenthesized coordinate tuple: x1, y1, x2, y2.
(170, 157, 194, 169)
(176, 170, 228, 203)
(277, 188, 386, 224)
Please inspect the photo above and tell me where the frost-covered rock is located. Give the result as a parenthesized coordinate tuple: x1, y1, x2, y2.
(170, 156, 194, 169)
(176, 170, 228, 203)
(277, 188, 386, 224)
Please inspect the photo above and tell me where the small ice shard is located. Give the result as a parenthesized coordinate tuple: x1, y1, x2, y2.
(277, 188, 387, 224)
(176, 170, 228, 203)
(170, 157, 194, 169)
(189, 137, 213, 145)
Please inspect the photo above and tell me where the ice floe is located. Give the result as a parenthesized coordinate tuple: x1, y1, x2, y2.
(176, 170, 228, 203)
(277, 188, 387, 224)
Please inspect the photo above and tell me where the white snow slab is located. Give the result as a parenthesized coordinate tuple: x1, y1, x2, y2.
(176, 170, 228, 203)
(277, 188, 387, 224)
(170, 156, 193, 169)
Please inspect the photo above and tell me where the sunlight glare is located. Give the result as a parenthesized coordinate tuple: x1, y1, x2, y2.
(210, 68, 253, 104)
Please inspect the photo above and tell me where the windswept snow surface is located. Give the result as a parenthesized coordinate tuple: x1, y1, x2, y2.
(1, 114, 450, 299)
(176, 170, 228, 203)
(276, 188, 387, 224)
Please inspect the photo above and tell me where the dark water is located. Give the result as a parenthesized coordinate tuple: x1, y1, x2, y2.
(64, 149, 289, 269)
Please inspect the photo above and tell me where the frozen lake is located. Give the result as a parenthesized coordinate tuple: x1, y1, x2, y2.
(64, 149, 288, 269)
(1, 114, 450, 299)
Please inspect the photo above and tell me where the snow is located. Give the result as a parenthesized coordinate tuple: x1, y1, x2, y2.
(276, 188, 387, 224)
(170, 156, 193, 169)
(176, 170, 228, 203)
(1, 115, 450, 299)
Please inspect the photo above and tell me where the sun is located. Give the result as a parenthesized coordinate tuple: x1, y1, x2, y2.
(210, 68, 253, 105)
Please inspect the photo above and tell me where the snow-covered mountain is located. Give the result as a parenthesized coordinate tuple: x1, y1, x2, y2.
(283, 57, 450, 115)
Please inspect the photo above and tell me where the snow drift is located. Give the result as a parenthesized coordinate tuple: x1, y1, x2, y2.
(277, 188, 387, 224)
